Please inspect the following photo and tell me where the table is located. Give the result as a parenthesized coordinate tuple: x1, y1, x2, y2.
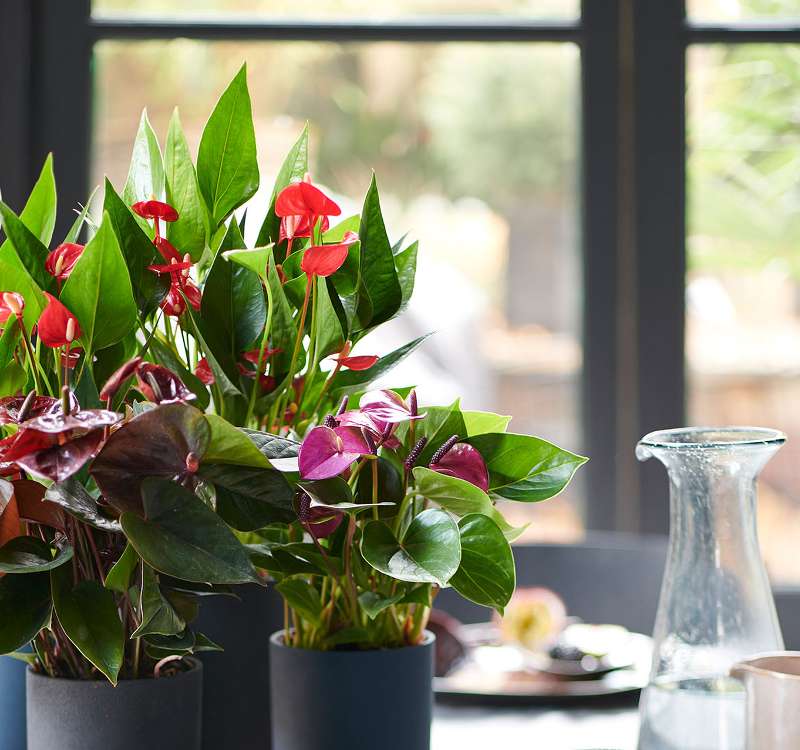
(433, 705, 640, 750)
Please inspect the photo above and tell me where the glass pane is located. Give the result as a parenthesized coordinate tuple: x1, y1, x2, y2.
(688, 44, 800, 582)
(92, 0, 578, 19)
(690, 0, 800, 21)
(93, 39, 583, 539)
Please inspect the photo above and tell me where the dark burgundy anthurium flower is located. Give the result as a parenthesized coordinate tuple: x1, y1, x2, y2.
(0, 292, 24, 328)
(136, 363, 196, 405)
(38, 293, 81, 348)
(300, 231, 358, 278)
(335, 409, 400, 450)
(194, 357, 215, 386)
(132, 200, 179, 223)
(99, 356, 143, 403)
(430, 442, 490, 492)
(45, 243, 84, 282)
(299, 425, 373, 480)
(295, 489, 343, 539)
(61, 347, 82, 370)
(360, 390, 425, 425)
(0, 394, 77, 426)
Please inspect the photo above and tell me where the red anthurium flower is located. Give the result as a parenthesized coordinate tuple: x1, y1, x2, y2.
(236, 363, 277, 394)
(242, 344, 282, 367)
(136, 363, 196, 405)
(430, 442, 490, 493)
(99, 356, 143, 402)
(360, 389, 425, 425)
(154, 236, 183, 263)
(148, 261, 192, 275)
(132, 200, 179, 223)
(300, 231, 358, 278)
(194, 358, 215, 386)
(276, 182, 341, 222)
(45, 243, 84, 282)
(160, 276, 201, 317)
(61, 347, 82, 370)
(299, 425, 372, 480)
(0, 292, 25, 327)
(38, 293, 81, 348)
(335, 355, 378, 371)
(279, 214, 330, 243)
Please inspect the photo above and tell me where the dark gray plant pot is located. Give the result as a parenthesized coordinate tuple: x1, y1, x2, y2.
(26, 659, 202, 750)
(197, 583, 285, 749)
(270, 630, 435, 750)
(0, 654, 26, 750)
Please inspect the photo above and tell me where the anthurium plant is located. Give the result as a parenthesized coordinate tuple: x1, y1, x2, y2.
(0, 63, 586, 670)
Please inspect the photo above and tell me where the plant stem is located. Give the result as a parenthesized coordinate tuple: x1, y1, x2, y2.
(244, 275, 274, 427)
(371, 459, 380, 521)
(17, 318, 43, 394)
(279, 276, 312, 423)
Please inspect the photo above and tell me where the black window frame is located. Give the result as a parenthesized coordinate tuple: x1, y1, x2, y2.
(6, 0, 799, 542)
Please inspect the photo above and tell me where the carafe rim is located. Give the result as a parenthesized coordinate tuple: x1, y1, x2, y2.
(731, 651, 800, 682)
(639, 426, 786, 451)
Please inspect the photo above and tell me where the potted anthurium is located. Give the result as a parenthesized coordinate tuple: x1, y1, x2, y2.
(0, 64, 586, 750)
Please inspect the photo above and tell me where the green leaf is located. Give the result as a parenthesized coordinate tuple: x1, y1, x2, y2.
(202, 219, 267, 364)
(184, 306, 242, 399)
(407, 400, 466, 467)
(412, 467, 519, 538)
(104, 543, 139, 594)
(449, 514, 515, 613)
(223, 244, 272, 279)
(61, 212, 138, 353)
(241, 428, 300, 461)
(51, 564, 124, 684)
(0, 571, 51, 653)
(358, 590, 403, 620)
(165, 109, 208, 261)
(0, 537, 73, 574)
(64, 186, 99, 245)
(45, 477, 122, 532)
(120, 478, 261, 584)
(0, 319, 20, 369)
(0, 246, 45, 329)
(0, 201, 54, 292)
(203, 414, 270, 468)
(123, 109, 165, 208)
(255, 123, 309, 253)
(461, 410, 512, 436)
(360, 509, 461, 586)
(131, 565, 185, 638)
(275, 577, 322, 627)
(199, 463, 295, 531)
(266, 255, 297, 373)
(103, 178, 166, 315)
(355, 175, 402, 330)
(0, 362, 27, 394)
(464, 433, 588, 502)
(19, 154, 57, 245)
(197, 64, 259, 226)
(314, 275, 345, 359)
(330, 333, 432, 396)
(394, 239, 418, 312)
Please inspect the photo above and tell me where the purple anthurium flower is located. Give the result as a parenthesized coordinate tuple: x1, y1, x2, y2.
(295, 490, 344, 539)
(299, 425, 373, 480)
(430, 442, 490, 492)
(359, 389, 425, 425)
(335, 409, 401, 450)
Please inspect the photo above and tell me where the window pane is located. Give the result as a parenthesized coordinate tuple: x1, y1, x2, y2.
(92, 0, 578, 20)
(93, 39, 582, 539)
(690, 0, 800, 21)
(688, 44, 800, 582)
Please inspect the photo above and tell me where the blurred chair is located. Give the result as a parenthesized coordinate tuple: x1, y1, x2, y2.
(436, 533, 668, 634)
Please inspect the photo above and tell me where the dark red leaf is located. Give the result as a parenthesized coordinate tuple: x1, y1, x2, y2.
(135, 363, 196, 405)
(13, 479, 65, 531)
(15, 430, 107, 483)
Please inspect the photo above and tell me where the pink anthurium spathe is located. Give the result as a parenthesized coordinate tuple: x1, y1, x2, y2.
(299, 425, 373, 480)
(0, 292, 25, 327)
(45, 243, 84, 282)
(360, 389, 424, 425)
(430, 442, 490, 492)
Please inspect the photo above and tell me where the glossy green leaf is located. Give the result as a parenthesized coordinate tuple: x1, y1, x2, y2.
(64, 186, 99, 245)
(165, 109, 208, 261)
(0, 362, 27, 394)
(461, 410, 512, 436)
(197, 65, 259, 226)
(0, 571, 51, 653)
(0, 246, 45, 328)
(405, 400, 466, 467)
(275, 577, 322, 626)
(0, 319, 20, 369)
(61, 212, 137, 353)
(18, 154, 57, 245)
(51, 564, 124, 684)
(0, 537, 73, 574)
(45, 477, 122, 532)
(202, 219, 266, 364)
(103, 178, 166, 315)
(465, 433, 588, 502)
(183, 306, 242, 399)
(120, 478, 261, 584)
(123, 109, 165, 209)
(314, 275, 345, 360)
(330, 333, 432, 396)
(360, 509, 460, 586)
(131, 564, 185, 638)
(449, 514, 515, 613)
(355, 175, 402, 330)
(394, 239, 418, 312)
(203, 414, 270, 468)
(199, 463, 295, 531)
(241, 428, 300, 461)
(358, 590, 403, 620)
(104, 543, 139, 594)
(0, 201, 54, 292)
(223, 244, 272, 279)
(266, 255, 297, 373)
(255, 123, 309, 253)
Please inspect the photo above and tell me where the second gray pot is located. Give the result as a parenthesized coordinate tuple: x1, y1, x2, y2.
(26, 659, 203, 750)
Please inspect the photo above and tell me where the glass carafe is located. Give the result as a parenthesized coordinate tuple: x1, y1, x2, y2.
(636, 427, 785, 750)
